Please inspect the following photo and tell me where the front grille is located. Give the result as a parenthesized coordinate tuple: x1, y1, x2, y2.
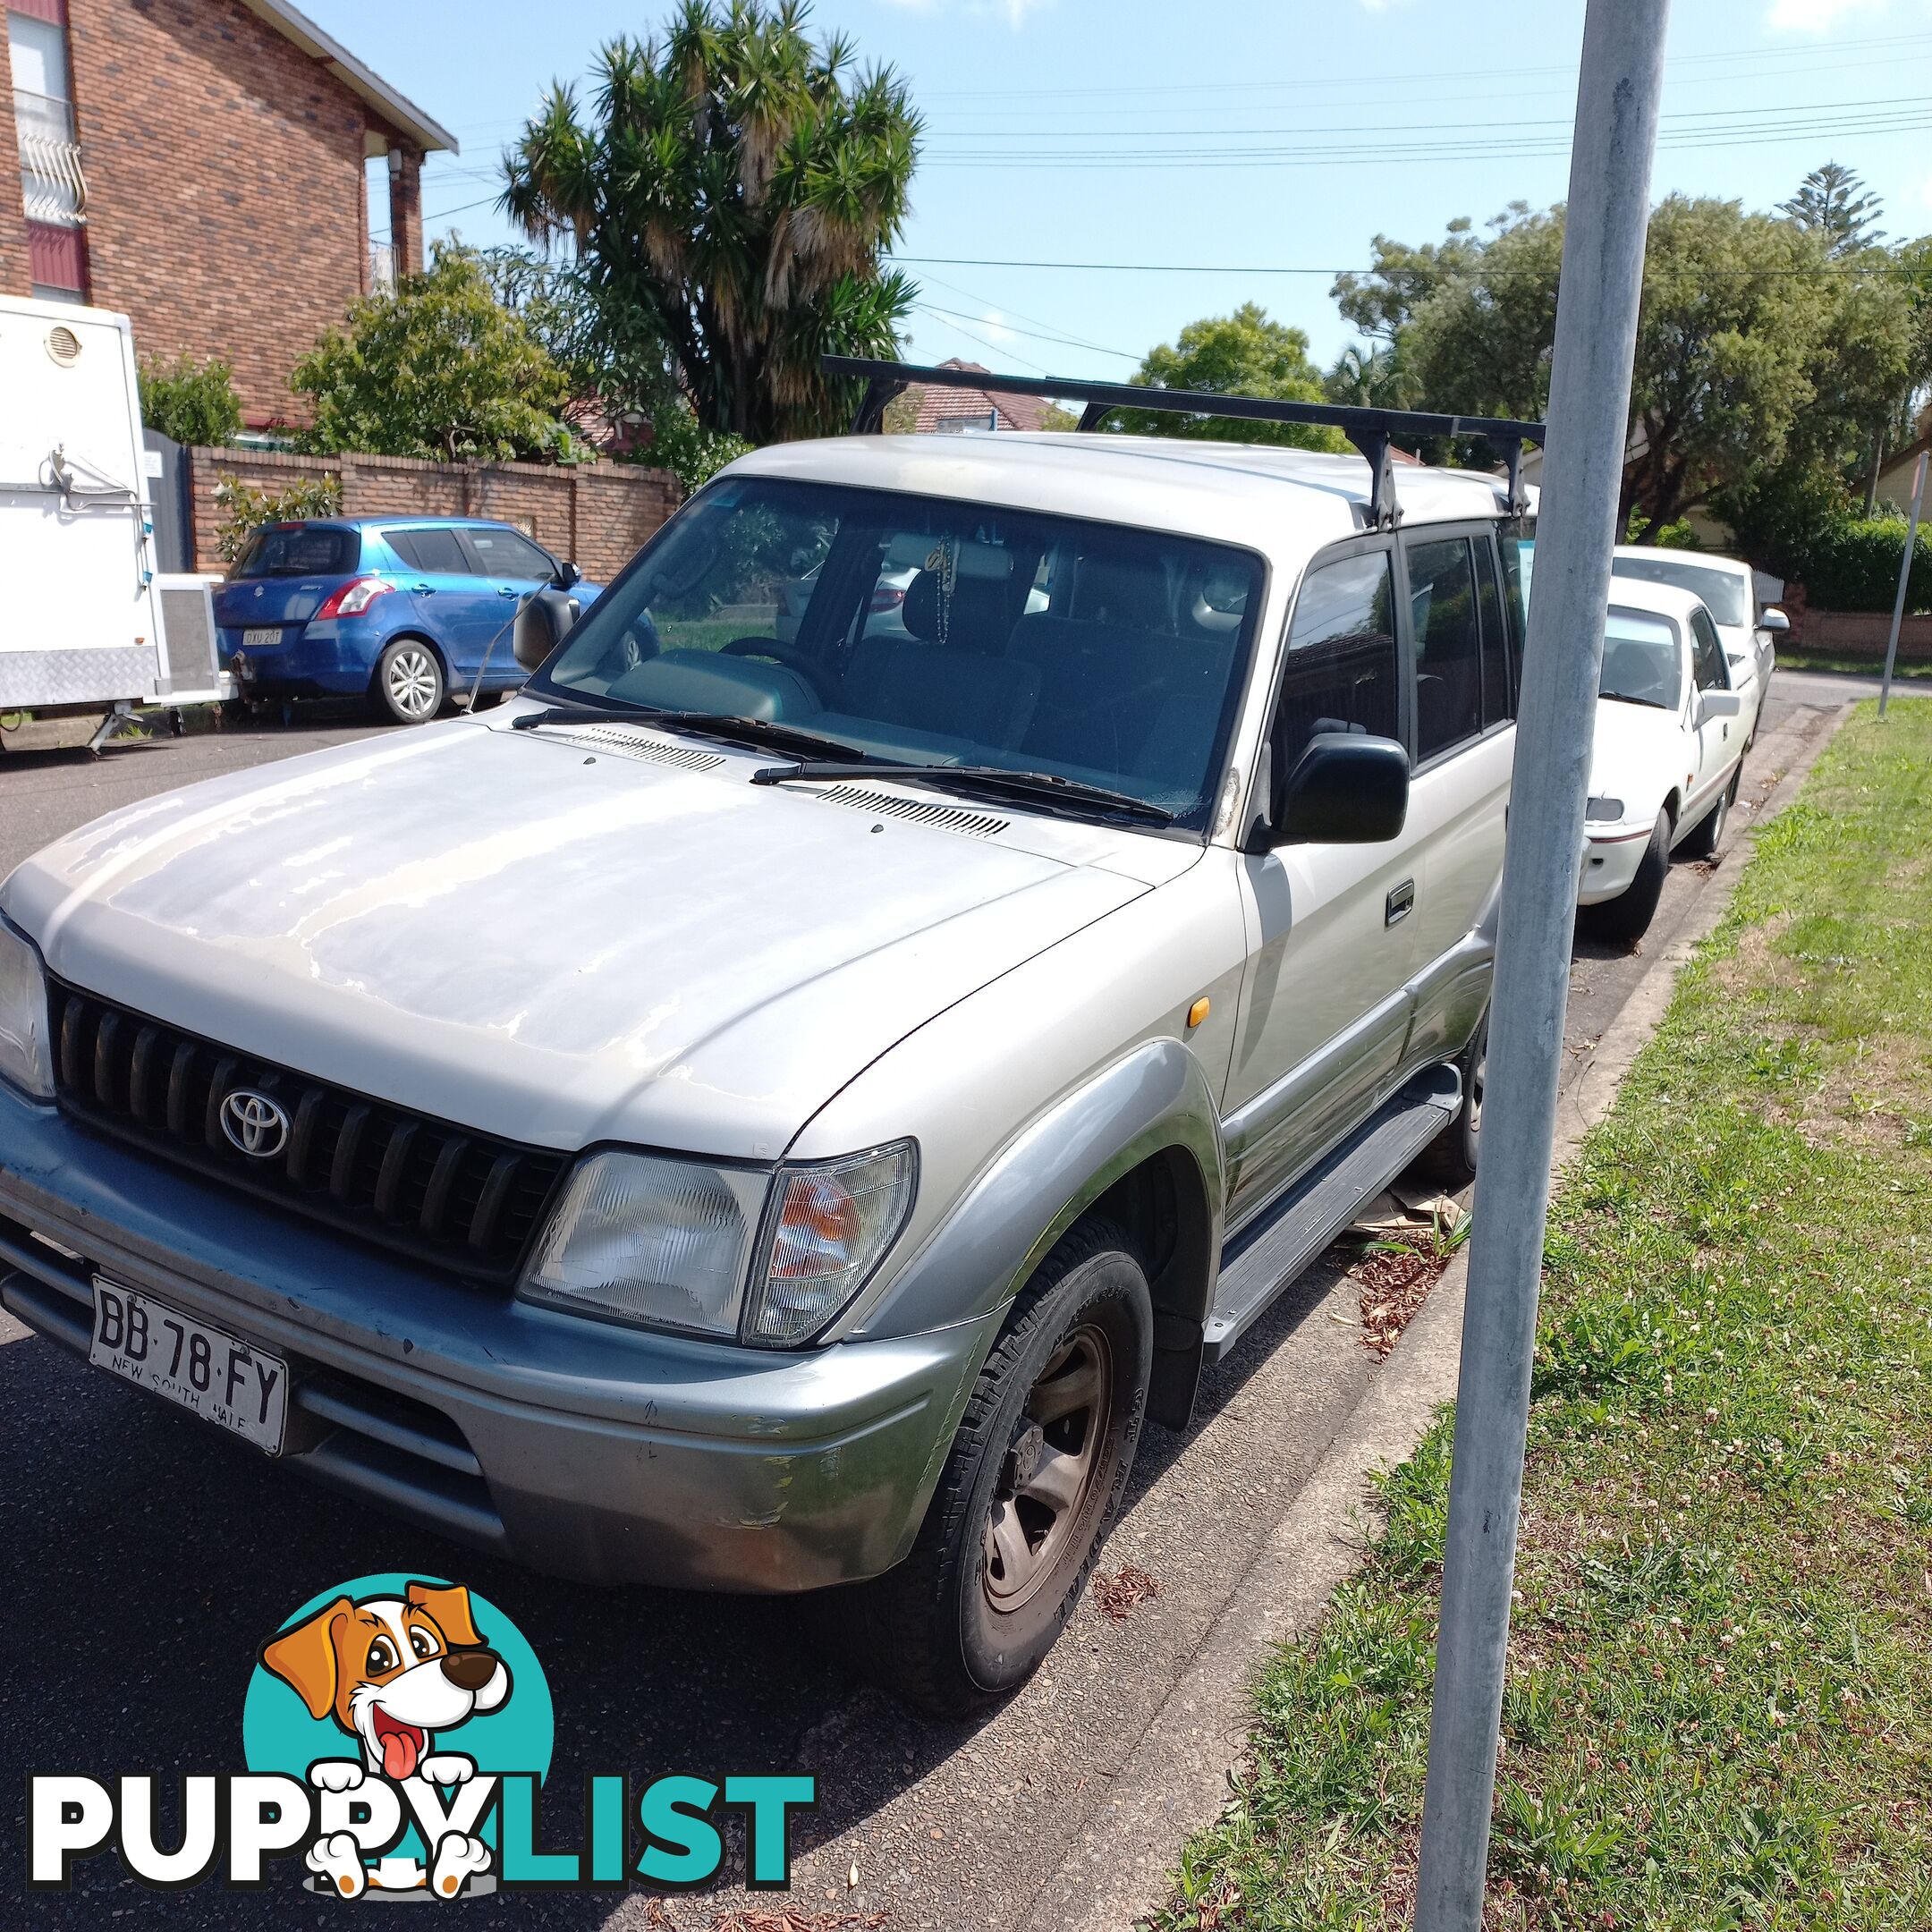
(47, 980, 569, 1287)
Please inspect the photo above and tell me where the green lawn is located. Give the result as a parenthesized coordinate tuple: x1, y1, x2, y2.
(1776, 646, 1931, 682)
(1155, 700, 1932, 1931)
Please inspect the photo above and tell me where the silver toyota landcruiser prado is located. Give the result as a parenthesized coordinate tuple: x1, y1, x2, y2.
(0, 362, 1538, 1713)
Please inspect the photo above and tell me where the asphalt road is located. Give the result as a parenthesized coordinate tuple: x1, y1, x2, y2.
(0, 673, 1866, 1928)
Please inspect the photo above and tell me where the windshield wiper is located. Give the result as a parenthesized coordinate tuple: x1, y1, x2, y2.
(750, 759, 1175, 826)
(1597, 691, 1671, 710)
(509, 703, 871, 763)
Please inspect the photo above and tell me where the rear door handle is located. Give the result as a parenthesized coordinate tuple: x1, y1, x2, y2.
(497, 586, 519, 597)
(1385, 879, 1415, 926)
(412, 582, 436, 595)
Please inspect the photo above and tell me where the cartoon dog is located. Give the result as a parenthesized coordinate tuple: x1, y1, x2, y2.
(261, 1580, 510, 1898)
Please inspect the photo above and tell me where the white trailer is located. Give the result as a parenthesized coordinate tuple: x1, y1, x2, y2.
(1, 293, 228, 750)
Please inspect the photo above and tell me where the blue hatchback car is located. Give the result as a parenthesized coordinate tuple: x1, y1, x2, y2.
(214, 518, 601, 724)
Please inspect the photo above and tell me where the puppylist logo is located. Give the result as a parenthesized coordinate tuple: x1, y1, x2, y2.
(29, 1572, 814, 1900)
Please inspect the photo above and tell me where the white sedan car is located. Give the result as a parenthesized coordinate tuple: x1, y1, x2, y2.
(1579, 578, 1745, 941)
(1609, 547, 1789, 749)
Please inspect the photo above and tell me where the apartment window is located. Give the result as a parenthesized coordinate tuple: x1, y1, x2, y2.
(11, 3, 89, 295)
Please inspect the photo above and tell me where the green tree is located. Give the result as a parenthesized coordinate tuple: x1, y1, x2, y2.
(138, 353, 242, 447)
(1779, 162, 1885, 257)
(501, 0, 919, 445)
(290, 244, 576, 462)
(1106, 303, 1344, 450)
(1343, 196, 1918, 534)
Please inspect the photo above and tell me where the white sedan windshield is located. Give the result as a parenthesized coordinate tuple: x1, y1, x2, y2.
(1599, 609, 1682, 710)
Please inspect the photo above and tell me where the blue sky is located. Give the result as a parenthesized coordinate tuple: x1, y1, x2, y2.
(309, 0, 1932, 382)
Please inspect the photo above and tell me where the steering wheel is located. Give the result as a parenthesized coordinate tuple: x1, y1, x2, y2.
(718, 637, 829, 705)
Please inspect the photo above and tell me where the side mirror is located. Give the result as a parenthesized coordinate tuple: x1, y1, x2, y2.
(553, 559, 582, 590)
(1758, 606, 1790, 635)
(1250, 732, 1410, 850)
(1696, 689, 1742, 726)
(513, 593, 555, 672)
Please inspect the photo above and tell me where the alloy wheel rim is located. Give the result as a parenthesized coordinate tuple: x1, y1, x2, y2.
(387, 648, 439, 718)
(982, 1323, 1114, 1615)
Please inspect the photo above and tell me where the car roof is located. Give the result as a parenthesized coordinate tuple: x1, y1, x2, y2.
(725, 432, 1516, 559)
(1611, 546, 1751, 580)
(1608, 577, 1707, 627)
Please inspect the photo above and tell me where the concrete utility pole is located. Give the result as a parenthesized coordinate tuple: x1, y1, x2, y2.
(1411, 5, 1670, 1928)
(1878, 449, 1926, 719)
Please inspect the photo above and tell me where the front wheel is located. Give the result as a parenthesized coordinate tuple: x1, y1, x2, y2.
(371, 640, 445, 725)
(835, 1219, 1153, 1715)
(1587, 807, 1671, 945)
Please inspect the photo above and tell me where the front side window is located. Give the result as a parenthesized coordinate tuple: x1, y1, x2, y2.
(1274, 548, 1400, 770)
(1689, 607, 1730, 691)
(534, 478, 1267, 831)
(1406, 536, 1483, 759)
(467, 527, 556, 581)
(1599, 608, 1682, 711)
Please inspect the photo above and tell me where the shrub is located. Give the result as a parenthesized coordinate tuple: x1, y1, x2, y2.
(1784, 513, 1932, 613)
(213, 472, 343, 564)
(138, 353, 242, 447)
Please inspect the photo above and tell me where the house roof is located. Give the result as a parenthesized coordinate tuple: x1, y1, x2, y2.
(911, 360, 1053, 434)
(237, 0, 459, 154)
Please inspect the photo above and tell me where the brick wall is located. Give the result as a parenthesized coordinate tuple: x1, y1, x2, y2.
(58, 0, 407, 422)
(1792, 606, 1932, 663)
(185, 446, 682, 583)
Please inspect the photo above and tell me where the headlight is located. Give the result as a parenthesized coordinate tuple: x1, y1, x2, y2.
(521, 1151, 768, 1337)
(743, 1141, 918, 1347)
(0, 916, 55, 1101)
(1584, 795, 1625, 823)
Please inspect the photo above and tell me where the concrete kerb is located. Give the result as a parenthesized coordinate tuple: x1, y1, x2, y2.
(1025, 697, 1858, 1932)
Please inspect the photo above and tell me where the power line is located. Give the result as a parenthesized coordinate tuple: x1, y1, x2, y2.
(892, 252, 1927, 277)
(913, 300, 1138, 361)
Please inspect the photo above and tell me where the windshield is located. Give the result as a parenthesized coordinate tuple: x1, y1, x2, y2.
(1611, 555, 1750, 627)
(233, 525, 360, 579)
(1599, 607, 1682, 710)
(532, 477, 1266, 832)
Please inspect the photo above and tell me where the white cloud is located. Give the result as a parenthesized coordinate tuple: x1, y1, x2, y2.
(1766, 0, 1885, 32)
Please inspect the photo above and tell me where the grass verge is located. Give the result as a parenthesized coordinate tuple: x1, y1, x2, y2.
(1775, 647, 1930, 682)
(1153, 700, 1932, 1931)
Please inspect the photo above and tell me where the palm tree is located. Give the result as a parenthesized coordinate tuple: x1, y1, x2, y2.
(501, 0, 919, 444)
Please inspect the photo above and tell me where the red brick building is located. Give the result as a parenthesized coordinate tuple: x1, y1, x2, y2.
(906, 359, 1055, 434)
(1, 0, 454, 425)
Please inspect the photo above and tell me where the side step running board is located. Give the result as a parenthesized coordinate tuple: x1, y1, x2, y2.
(1204, 1064, 1462, 1364)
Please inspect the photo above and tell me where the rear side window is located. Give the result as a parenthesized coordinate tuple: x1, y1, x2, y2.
(387, 528, 470, 573)
(1476, 535, 1513, 726)
(1406, 536, 1482, 759)
(1275, 548, 1400, 768)
(467, 527, 556, 581)
(233, 525, 358, 579)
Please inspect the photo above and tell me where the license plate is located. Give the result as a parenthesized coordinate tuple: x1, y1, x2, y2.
(242, 627, 282, 648)
(89, 1278, 288, 1454)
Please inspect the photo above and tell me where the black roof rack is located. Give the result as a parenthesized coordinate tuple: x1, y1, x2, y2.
(822, 355, 1545, 529)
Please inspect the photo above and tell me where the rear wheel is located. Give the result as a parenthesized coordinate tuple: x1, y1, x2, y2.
(834, 1218, 1153, 1715)
(371, 640, 445, 725)
(1588, 807, 1671, 944)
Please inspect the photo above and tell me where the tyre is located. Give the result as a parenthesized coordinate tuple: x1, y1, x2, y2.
(834, 1218, 1153, 1716)
(1417, 1005, 1486, 1188)
(370, 639, 445, 725)
(1588, 807, 1671, 944)
(1681, 768, 1737, 861)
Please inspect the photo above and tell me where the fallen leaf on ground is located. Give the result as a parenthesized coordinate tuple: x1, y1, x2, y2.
(1092, 1563, 1161, 1622)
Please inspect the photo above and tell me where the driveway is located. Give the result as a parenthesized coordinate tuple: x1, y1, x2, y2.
(0, 674, 1859, 1929)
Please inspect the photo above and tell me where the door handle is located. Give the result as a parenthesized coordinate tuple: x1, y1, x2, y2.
(412, 582, 436, 595)
(1385, 879, 1415, 926)
(497, 586, 519, 597)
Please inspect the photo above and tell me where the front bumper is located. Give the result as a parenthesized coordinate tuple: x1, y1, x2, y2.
(0, 1086, 994, 1591)
(1577, 821, 1657, 905)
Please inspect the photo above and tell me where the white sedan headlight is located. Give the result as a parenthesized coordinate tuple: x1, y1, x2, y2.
(1584, 795, 1626, 823)
(520, 1140, 917, 1346)
(0, 916, 55, 1101)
